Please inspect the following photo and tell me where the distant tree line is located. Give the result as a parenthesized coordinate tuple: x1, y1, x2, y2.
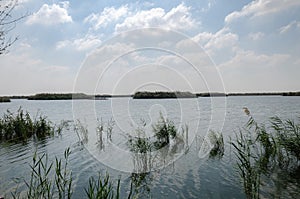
(133, 91, 196, 99)
(0, 97, 10, 102)
(0, 91, 299, 101)
(28, 93, 94, 100)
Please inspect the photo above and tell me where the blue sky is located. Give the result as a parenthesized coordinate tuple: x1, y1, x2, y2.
(0, 0, 299, 95)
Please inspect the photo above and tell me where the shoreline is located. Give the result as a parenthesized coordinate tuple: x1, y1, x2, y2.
(0, 91, 299, 101)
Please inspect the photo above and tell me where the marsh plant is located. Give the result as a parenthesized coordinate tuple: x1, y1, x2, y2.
(11, 148, 132, 199)
(106, 118, 115, 142)
(152, 113, 177, 149)
(85, 173, 125, 199)
(74, 120, 89, 145)
(12, 148, 73, 199)
(96, 118, 115, 150)
(128, 113, 184, 154)
(231, 108, 300, 199)
(130, 172, 152, 198)
(207, 130, 224, 158)
(0, 108, 58, 143)
(127, 113, 189, 177)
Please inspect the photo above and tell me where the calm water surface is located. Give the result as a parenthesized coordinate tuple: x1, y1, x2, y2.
(0, 96, 299, 198)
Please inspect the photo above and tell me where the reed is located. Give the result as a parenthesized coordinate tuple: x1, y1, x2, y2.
(74, 120, 88, 144)
(231, 108, 300, 198)
(0, 108, 57, 143)
(152, 113, 177, 149)
(207, 130, 224, 158)
(12, 148, 73, 199)
(85, 173, 123, 199)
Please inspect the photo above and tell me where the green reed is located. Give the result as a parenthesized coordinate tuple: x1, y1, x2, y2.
(231, 108, 300, 199)
(85, 173, 128, 199)
(0, 108, 57, 143)
(12, 148, 73, 199)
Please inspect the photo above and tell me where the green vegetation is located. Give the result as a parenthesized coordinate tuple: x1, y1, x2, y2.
(196, 92, 226, 97)
(282, 91, 300, 96)
(0, 97, 10, 102)
(133, 91, 196, 99)
(0, 108, 60, 143)
(85, 173, 122, 199)
(231, 108, 300, 199)
(28, 93, 93, 100)
(128, 113, 179, 152)
(12, 148, 73, 199)
(207, 130, 224, 158)
(152, 114, 177, 149)
(11, 148, 132, 199)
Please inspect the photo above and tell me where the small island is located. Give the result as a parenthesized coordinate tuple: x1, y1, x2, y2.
(133, 91, 197, 99)
(28, 93, 94, 100)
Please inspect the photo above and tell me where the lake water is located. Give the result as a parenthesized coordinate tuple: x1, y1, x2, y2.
(0, 96, 299, 198)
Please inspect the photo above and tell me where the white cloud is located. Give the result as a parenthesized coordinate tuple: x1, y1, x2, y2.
(279, 21, 300, 34)
(18, 0, 30, 4)
(225, 0, 300, 24)
(56, 35, 101, 51)
(26, 2, 72, 25)
(115, 3, 196, 32)
(193, 28, 238, 58)
(248, 32, 264, 40)
(84, 6, 129, 30)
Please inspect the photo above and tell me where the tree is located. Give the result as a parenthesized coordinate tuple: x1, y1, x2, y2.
(0, 0, 25, 55)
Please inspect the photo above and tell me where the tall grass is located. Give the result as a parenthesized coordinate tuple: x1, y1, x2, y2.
(12, 148, 73, 199)
(0, 108, 57, 143)
(11, 148, 133, 199)
(85, 173, 123, 199)
(231, 108, 300, 198)
(74, 120, 88, 145)
(152, 113, 177, 149)
(207, 130, 224, 158)
(128, 113, 179, 153)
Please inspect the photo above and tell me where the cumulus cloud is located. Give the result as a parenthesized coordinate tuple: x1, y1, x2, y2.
(225, 0, 300, 24)
(84, 5, 129, 30)
(193, 28, 238, 61)
(56, 35, 101, 51)
(26, 1, 72, 25)
(115, 3, 197, 32)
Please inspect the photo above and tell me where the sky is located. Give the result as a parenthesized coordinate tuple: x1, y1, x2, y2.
(0, 0, 300, 95)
